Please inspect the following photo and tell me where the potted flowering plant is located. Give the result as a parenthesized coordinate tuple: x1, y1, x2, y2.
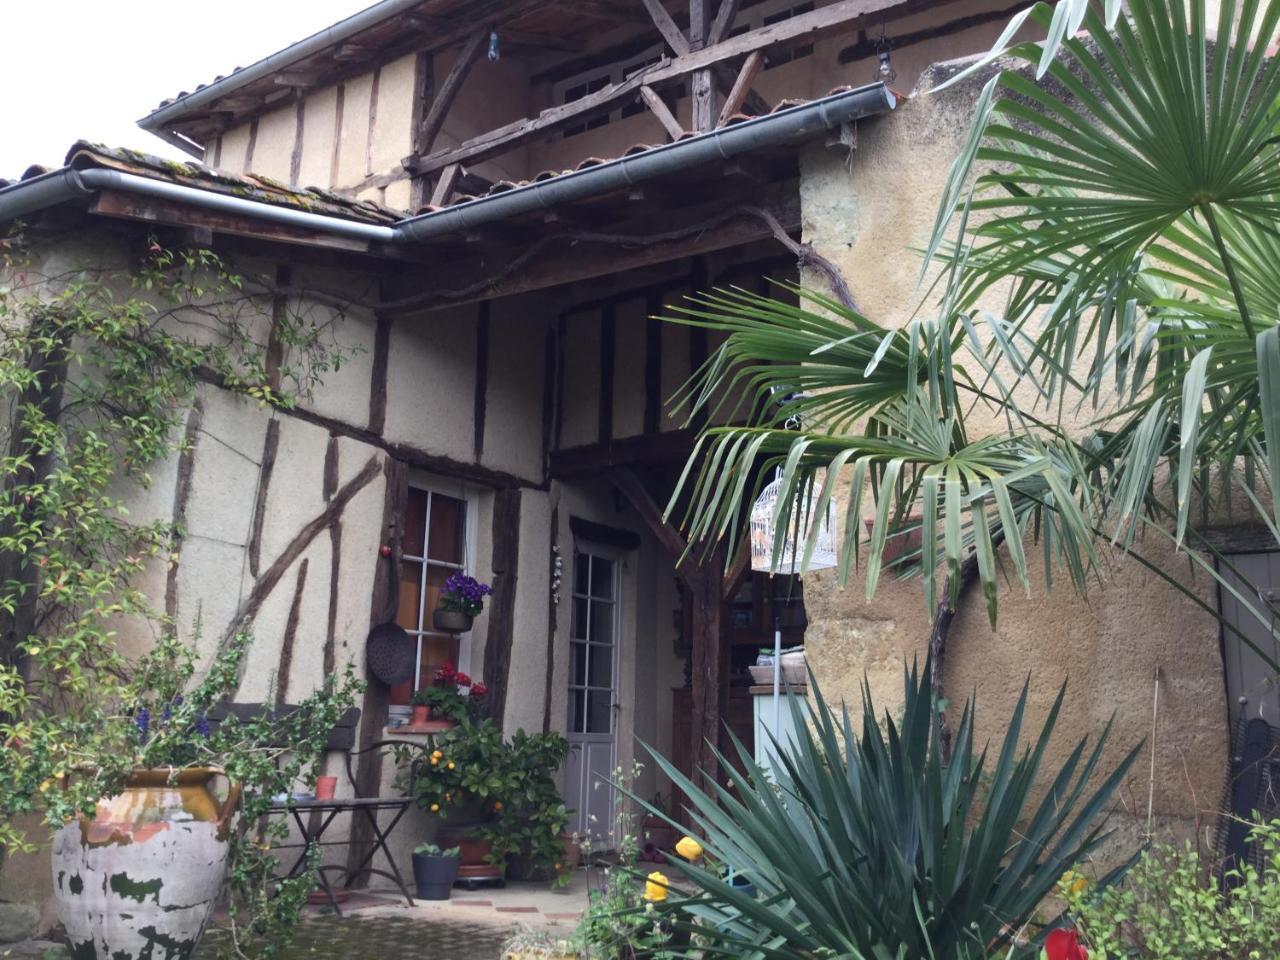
(409, 663, 486, 727)
(433, 572, 492, 632)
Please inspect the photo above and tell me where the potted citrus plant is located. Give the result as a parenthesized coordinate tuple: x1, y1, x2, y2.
(432, 572, 492, 633)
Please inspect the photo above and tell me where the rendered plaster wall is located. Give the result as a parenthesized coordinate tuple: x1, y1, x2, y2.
(793, 60, 1230, 839)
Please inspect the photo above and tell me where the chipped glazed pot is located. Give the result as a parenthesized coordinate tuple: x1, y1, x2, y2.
(51, 768, 240, 960)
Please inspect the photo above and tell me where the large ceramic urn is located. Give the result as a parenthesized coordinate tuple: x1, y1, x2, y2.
(51, 768, 240, 960)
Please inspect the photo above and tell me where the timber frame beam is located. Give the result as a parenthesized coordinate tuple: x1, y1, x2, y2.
(403, 0, 948, 176)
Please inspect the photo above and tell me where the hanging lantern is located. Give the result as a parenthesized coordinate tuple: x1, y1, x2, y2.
(749, 474, 838, 574)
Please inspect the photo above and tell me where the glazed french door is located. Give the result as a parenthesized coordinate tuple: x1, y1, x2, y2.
(564, 547, 620, 844)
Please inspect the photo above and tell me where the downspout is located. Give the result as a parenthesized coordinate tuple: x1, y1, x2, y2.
(395, 82, 895, 243)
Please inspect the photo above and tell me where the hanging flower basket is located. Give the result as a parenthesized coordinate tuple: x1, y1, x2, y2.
(433, 608, 475, 633)
(433, 573, 491, 632)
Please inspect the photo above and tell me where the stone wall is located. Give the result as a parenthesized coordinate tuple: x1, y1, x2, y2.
(793, 60, 1232, 851)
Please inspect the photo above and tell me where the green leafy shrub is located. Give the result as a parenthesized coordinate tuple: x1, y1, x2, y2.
(1065, 820, 1280, 959)
(0, 230, 360, 958)
(641, 662, 1139, 959)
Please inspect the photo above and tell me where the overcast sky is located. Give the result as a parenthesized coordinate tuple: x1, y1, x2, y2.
(2, 1, 372, 180)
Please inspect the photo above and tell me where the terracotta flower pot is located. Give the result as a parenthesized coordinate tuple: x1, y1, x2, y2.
(438, 826, 504, 882)
(432, 608, 474, 633)
(51, 767, 240, 960)
(411, 704, 431, 726)
(315, 775, 337, 801)
(863, 514, 924, 565)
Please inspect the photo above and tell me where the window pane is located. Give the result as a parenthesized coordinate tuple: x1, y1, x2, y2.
(587, 690, 612, 733)
(427, 494, 466, 564)
(402, 488, 428, 556)
(423, 564, 451, 624)
(574, 553, 589, 595)
(591, 557, 614, 599)
(588, 643, 612, 688)
(568, 690, 586, 733)
(417, 634, 459, 690)
(570, 641, 587, 686)
(397, 561, 423, 631)
(590, 601, 614, 645)
(571, 598, 589, 641)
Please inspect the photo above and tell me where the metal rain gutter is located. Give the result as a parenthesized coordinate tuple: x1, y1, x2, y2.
(139, 0, 427, 134)
(0, 168, 397, 243)
(395, 82, 895, 243)
(0, 83, 893, 247)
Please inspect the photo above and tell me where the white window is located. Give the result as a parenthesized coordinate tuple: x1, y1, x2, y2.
(388, 481, 479, 710)
(567, 549, 619, 733)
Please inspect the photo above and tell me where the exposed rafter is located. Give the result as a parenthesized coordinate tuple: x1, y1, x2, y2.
(640, 0, 692, 55)
(404, 0, 947, 175)
(417, 27, 489, 159)
(717, 49, 764, 124)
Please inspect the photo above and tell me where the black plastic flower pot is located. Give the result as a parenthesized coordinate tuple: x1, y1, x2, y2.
(412, 853, 460, 900)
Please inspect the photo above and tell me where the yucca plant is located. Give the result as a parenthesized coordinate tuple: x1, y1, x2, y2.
(641, 662, 1139, 959)
(665, 0, 1280, 660)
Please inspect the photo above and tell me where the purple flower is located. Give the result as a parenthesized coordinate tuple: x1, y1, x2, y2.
(194, 714, 211, 738)
(135, 708, 151, 743)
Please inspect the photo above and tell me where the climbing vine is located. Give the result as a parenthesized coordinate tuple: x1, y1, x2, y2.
(0, 225, 361, 957)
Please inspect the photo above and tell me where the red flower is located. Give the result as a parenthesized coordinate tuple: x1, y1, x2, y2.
(455, 672, 472, 687)
(1045, 929, 1088, 960)
(471, 682, 488, 697)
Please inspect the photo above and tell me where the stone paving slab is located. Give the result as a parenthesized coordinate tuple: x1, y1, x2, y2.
(197, 915, 509, 960)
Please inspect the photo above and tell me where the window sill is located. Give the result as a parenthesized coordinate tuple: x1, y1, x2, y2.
(385, 721, 455, 736)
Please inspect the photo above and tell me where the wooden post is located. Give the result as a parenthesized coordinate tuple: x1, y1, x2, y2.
(689, 0, 717, 131)
(347, 457, 407, 884)
(483, 487, 521, 729)
(688, 543, 727, 794)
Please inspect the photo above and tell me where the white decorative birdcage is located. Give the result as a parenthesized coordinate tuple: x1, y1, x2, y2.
(749, 474, 838, 574)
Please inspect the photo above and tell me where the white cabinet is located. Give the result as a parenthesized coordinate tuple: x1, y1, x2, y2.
(751, 684, 807, 779)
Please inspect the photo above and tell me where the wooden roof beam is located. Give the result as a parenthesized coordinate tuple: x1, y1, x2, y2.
(717, 49, 764, 124)
(417, 27, 489, 158)
(640, 0, 692, 55)
(640, 85, 686, 140)
(404, 0, 944, 175)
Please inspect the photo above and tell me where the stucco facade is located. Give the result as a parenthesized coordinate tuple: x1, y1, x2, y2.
(2, 0, 1267, 935)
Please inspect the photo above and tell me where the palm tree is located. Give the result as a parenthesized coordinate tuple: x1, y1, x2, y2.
(666, 0, 1280, 665)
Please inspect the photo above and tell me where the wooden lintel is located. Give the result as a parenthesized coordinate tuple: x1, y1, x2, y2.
(641, 0, 692, 55)
(610, 468, 689, 565)
(418, 27, 489, 159)
(554, 430, 698, 479)
(406, 0, 939, 175)
(382, 191, 801, 312)
(717, 49, 764, 125)
(640, 85, 686, 140)
(88, 190, 371, 255)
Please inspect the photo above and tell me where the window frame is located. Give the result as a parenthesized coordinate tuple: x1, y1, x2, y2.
(390, 478, 481, 713)
(567, 545, 622, 736)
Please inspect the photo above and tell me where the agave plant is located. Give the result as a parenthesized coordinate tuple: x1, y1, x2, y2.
(641, 663, 1139, 959)
(665, 0, 1280, 658)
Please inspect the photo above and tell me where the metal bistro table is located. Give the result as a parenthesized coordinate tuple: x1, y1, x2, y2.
(267, 793, 416, 914)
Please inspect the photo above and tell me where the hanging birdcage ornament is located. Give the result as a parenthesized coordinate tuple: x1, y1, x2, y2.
(749, 473, 838, 574)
